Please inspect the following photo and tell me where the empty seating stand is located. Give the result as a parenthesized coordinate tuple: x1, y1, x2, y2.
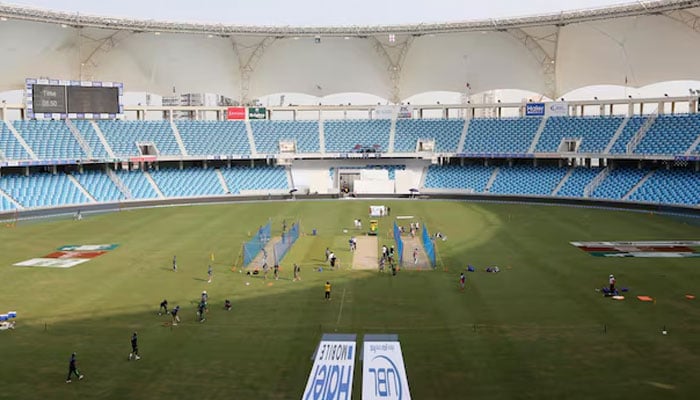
(535, 116, 623, 153)
(630, 169, 700, 206)
(98, 121, 180, 157)
(463, 117, 540, 154)
(13, 120, 85, 160)
(635, 114, 700, 155)
(394, 119, 463, 153)
(177, 121, 250, 156)
(219, 166, 288, 194)
(324, 119, 390, 153)
(423, 164, 493, 192)
(251, 120, 320, 154)
(0, 123, 30, 160)
(72, 170, 124, 202)
(0, 173, 89, 208)
(149, 168, 224, 197)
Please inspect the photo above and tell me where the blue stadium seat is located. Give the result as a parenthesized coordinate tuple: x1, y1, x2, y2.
(0, 123, 31, 160)
(629, 169, 700, 205)
(98, 121, 180, 156)
(0, 173, 90, 208)
(490, 165, 568, 195)
(72, 170, 125, 202)
(324, 119, 390, 153)
(556, 168, 602, 197)
(535, 116, 623, 153)
(115, 170, 159, 199)
(591, 168, 648, 200)
(463, 117, 541, 154)
(13, 120, 85, 160)
(251, 120, 320, 154)
(219, 166, 288, 194)
(177, 121, 251, 156)
(149, 168, 225, 197)
(394, 119, 463, 153)
(609, 116, 647, 154)
(635, 114, 700, 155)
(72, 120, 110, 159)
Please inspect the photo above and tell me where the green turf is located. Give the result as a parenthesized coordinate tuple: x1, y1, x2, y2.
(1, 200, 699, 399)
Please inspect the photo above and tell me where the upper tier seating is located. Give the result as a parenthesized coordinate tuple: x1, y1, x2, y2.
(115, 170, 159, 199)
(635, 114, 700, 155)
(490, 165, 568, 195)
(13, 120, 85, 159)
(219, 166, 288, 194)
(423, 164, 493, 192)
(0, 173, 89, 208)
(251, 120, 320, 154)
(98, 121, 180, 157)
(149, 168, 224, 197)
(0, 123, 31, 160)
(629, 169, 700, 206)
(591, 168, 648, 200)
(535, 116, 623, 153)
(556, 168, 601, 198)
(324, 119, 390, 153)
(72, 170, 124, 202)
(72, 120, 110, 158)
(394, 119, 463, 153)
(463, 117, 540, 154)
(176, 121, 250, 156)
(609, 116, 647, 154)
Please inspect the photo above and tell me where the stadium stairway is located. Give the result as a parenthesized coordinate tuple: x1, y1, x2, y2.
(528, 117, 548, 153)
(551, 167, 574, 196)
(244, 120, 258, 156)
(622, 170, 656, 200)
(216, 169, 232, 194)
(64, 119, 94, 158)
(89, 120, 117, 159)
(66, 174, 97, 203)
(3, 121, 37, 160)
(170, 120, 189, 156)
(0, 187, 22, 210)
(603, 115, 630, 153)
(143, 171, 166, 198)
(456, 117, 471, 153)
(485, 167, 500, 192)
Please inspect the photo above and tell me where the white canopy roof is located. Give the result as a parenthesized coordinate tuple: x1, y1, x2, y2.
(0, 0, 699, 102)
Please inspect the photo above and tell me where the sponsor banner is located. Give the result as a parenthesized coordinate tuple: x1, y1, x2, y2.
(571, 241, 700, 258)
(397, 105, 412, 119)
(374, 106, 394, 119)
(303, 340, 356, 400)
(545, 101, 568, 117)
(362, 341, 411, 400)
(44, 251, 107, 259)
(58, 244, 119, 251)
(525, 102, 545, 116)
(227, 106, 246, 120)
(14, 258, 90, 268)
(369, 206, 386, 217)
(248, 107, 267, 119)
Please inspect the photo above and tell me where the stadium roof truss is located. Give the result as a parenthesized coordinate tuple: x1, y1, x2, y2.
(0, 0, 699, 102)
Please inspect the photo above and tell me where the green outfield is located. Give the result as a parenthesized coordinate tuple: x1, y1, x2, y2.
(1, 200, 699, 399)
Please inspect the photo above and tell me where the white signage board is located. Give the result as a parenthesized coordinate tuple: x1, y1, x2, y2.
(303, 340, 356, 400)
(362, 341, 411, 400)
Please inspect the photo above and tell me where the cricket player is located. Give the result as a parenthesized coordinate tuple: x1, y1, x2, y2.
(198, 301, 206, 323)
(172, 255, 177, 272)
(159, 299, 168, 315)
(460, 273, 466, 291)
(65, 352, 84, 383)
(129, 332, 140, 360)
(171, 305, 181, 325)
(207, 264, 213, 283)
(293, 263, 301, 281)
(324, 281, 332, 301)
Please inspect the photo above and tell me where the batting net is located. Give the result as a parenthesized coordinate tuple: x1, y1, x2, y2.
(243, 221, 271, 266)
(421, 223, 436, 268)
(393, 221, 404, 266)
(273, 221, 300, 265)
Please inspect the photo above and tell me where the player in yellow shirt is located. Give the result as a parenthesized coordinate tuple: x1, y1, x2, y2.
(324, 281, 331, 301)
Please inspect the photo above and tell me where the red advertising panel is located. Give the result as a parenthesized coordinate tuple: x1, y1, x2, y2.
(227, 107, 246, 120)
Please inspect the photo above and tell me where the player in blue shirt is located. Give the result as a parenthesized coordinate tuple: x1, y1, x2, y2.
(128, 331, 140, 360)
(65, 352, 84, 383)
(171, 305, 180, 326)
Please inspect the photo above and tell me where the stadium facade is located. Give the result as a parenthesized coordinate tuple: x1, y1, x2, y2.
(0, 0, 699, 220)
